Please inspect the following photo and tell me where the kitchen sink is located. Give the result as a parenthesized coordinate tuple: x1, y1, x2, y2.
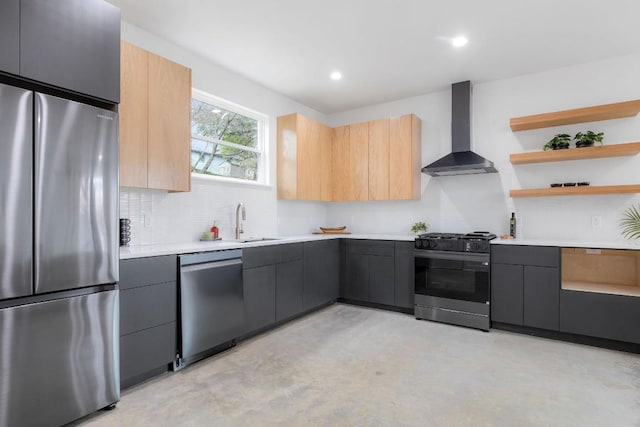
(236, 237, 281, 243)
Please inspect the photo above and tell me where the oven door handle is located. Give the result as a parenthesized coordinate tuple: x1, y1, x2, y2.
(414, 250, 490, 263)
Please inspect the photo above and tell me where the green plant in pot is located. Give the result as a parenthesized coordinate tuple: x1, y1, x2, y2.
(411, 221, 428, 235)
(574, 131, 604, 148)
(543, 133, 571, 151)
(620, 204, 640, 240)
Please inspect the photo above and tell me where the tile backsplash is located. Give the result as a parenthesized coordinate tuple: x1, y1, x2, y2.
(119, 176, 301, 246)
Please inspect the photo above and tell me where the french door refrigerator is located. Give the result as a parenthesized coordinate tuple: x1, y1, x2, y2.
(0, 83, 119, 427)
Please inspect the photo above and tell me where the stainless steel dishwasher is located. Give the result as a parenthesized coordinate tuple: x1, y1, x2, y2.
(176, 249, 244, 368)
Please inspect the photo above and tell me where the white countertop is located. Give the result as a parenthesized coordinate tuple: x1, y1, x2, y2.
(119, 233, 416, 259)
(491, 238, 640, 250)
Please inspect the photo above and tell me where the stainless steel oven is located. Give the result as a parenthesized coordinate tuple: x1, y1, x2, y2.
(414, 232, 494, 331)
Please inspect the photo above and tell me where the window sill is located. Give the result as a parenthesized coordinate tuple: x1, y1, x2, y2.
(191, 173, 272, 189)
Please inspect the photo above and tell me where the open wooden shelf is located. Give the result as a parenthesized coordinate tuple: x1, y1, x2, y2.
(562, 281, 640, 298)
(510, 99, 640, 132)
(510, 142, 640, 164)
(510, 184, 640, 198)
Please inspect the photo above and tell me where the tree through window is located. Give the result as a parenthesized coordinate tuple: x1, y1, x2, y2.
(190, 92, 266, 182)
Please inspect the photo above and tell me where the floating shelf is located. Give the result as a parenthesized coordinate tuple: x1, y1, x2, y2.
(510, 99, 640, 132)
(510, 184, 640, 198)
(510, 142, 640, 164)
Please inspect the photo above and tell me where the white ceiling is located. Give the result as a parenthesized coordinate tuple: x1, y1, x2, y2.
(108, 0, 640, 114)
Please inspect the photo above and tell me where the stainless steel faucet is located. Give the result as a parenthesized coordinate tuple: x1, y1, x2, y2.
(235, 203, 246, 239)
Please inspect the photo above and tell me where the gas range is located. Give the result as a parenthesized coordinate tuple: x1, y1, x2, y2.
(415, 231, 497, 253)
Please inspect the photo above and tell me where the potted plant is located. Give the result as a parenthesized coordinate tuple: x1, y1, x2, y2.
(543, 133, 571, 151)
(411, 221, 428, 235)
(574, 131, 604, 148)
(620, 204, 640, 240)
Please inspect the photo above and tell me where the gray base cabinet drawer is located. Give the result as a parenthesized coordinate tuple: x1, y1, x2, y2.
(120, 256, 177, 290)
(560, 291, 640, 344)
(492, 245, 559, 267)
(120, 322, 176, 383)
(120, 282, 176, 336)
(243, 243, 303, 269)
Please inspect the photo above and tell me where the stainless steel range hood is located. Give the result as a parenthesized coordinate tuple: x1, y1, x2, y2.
(422, 81, 497, 176)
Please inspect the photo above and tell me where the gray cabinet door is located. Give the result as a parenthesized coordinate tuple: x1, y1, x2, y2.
(322, 240, 340, 303)
(346, 252, 369, 301)
(20, 0, 121, 102)
(490, 263, 523, 325)
(0, 0, 19, 75)
(394, 242, 414, 309)
(369, 255, 395, 305)
(244, 265, 276, 333)
(276, 259, 304, 321)
(303, 240, 340, 310)
(523, 266, 559, 330)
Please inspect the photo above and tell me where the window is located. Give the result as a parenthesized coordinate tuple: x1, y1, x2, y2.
(190, 90, 267, 184)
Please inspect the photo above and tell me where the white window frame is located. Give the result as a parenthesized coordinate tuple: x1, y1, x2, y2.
(191, 88, 269, 186)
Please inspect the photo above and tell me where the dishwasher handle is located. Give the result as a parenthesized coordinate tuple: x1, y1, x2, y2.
(180, 258, 242, 274)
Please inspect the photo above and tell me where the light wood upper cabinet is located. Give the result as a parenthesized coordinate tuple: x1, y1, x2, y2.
(350, 122, 369, 201)
(319, 124, 333, 201)
(331, 126, 350, 201)
(277, 113, 332, 201)
(278, 113, 421, 202)
(147, 52, 191, 192)
(389, 114, 421, 200)
(368, 118, 390, 200)
(119, 42, 148, 188)
(119, 41, 191, 192)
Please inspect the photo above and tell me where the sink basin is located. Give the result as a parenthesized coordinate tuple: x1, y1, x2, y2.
(236, 237, 280, 243)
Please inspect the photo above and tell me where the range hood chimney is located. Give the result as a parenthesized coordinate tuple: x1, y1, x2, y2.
(421, 81, 497, 176)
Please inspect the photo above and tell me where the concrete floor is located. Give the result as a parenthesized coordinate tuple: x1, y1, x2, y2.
(79, 304, 640, 426)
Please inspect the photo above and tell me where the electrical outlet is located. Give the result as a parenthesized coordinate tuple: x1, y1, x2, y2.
(143, 213, 152, 228)
(591, 215, 602, 229)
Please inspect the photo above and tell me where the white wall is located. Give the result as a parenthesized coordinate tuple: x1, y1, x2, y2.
(118, 22, 328, 244)
(120, 18, 640, 245)
(325, 53, 640, 243)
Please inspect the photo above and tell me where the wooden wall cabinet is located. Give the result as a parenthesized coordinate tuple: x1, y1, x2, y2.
(390, 114, 422, 200)
(277, 113, 332, 201)
(119, 41, 191, 192)
(288, 113, 421, 202)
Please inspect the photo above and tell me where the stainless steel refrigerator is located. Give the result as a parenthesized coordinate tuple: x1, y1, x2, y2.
(0, 83, 119, 427)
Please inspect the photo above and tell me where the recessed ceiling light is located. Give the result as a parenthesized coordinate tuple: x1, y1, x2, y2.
(211, 108, 221, 113)
(451, 36, 468, 47)
(330, 71, 342, 81)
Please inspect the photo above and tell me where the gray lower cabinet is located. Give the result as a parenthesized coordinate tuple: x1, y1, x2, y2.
(119, 255, 177, 389)
(19, 0, 121, 102)
(243, 265, 276, 333)
(490, 245, 560, 330)
(243, 243, 307, 332)
(343, 240, 396, 306)
(276, 259, 304, 321)
(0, 0, 19, 75)
(560, 290, 640, 344)
(490, 263, 524, 324)
(303, 240, 340, 310)
(394, 242, 414, 309)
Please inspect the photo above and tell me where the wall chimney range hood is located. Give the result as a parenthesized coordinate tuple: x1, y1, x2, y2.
(422, 81, 497, 176)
